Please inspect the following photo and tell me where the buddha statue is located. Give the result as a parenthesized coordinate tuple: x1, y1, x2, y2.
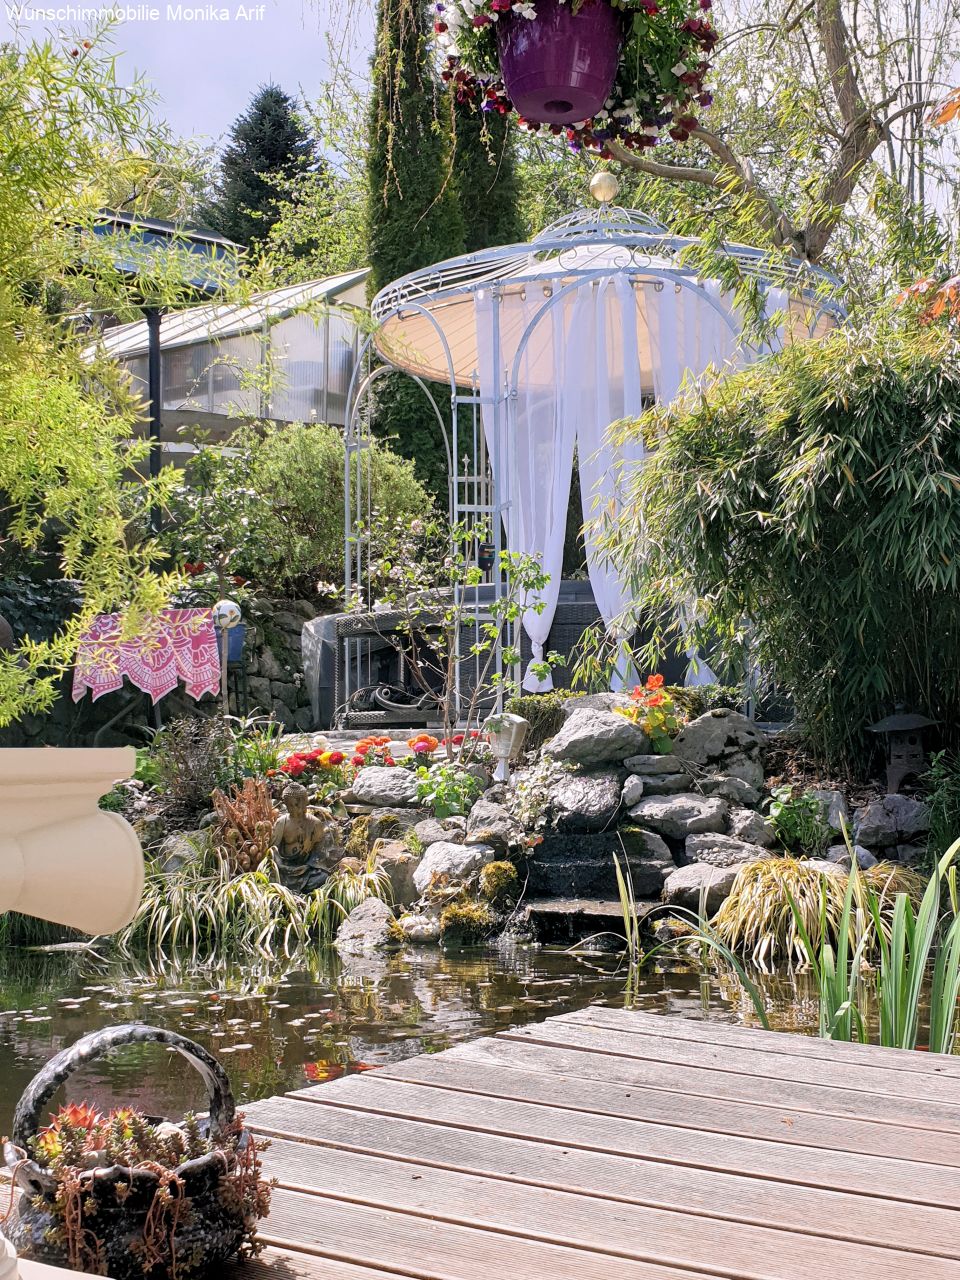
(271, 782, 342, 894)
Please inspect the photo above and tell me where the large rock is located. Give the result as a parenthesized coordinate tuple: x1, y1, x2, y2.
(335, 898, 401, 955)
(158, 829, 208, 874)
(854, 795, 930, 849)
(623, 753, 686, 776)
(621, 826, 676, 882)
(367, 807, 426, 840)
(413, 840, 496, 895)
(629, 792, 728, 838)
(663, 863, 740, 914)
(672, 709, 764, 789)
(414, 817, 465, 849)
(544, 708, 649, 767)
(700, 774, 761, 807)
(372, 839, 421, 907)
(622, 775, 645, 808)
(812, 789, 851, 834)
(351, 765, 419, 808)
(826, 843, 878, 870)
(398, 907, 442, 944)
(685, 832, 773, 868)
(548, 771, 622, 832)
(466, 798, 525, 853)
(562, 692, 633, 717)
(727, 807, 776, 848)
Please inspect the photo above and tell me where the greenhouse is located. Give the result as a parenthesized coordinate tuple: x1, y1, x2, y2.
(95, 271, 368, 457)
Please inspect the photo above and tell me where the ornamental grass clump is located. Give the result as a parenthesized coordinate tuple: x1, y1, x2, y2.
(713, 856, 924, 969)
(117, 838, 389, 960)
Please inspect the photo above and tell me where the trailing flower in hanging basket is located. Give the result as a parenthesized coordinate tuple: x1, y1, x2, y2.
(2, 1025, 272, 1280)
(438, 0, 717, 153)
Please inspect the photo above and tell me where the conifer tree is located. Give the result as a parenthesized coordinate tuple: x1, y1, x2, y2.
(365, 0, 464, 501)
(207, 85, 317, 250)
(452, 99, 523, 253)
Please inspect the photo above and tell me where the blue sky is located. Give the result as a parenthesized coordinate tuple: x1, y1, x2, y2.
(1, 1, 374, 144)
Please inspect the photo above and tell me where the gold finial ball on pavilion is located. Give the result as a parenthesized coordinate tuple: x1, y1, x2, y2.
(589, 171, 619, 204)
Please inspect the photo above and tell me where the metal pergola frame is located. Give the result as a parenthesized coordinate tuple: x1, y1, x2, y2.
(342, 202, 844, 720)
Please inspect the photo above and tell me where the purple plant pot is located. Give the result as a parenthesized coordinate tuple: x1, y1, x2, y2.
(496, 0, 624, 125)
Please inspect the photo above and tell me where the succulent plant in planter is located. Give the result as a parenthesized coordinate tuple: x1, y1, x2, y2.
(2, 1025, 272, 1280)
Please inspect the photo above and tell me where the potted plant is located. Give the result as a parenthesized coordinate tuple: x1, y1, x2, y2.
(3, 1025, 271, 1280)
(438, 0, 718, 153)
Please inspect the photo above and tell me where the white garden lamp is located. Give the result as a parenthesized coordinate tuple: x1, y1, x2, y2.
(0, 747, 144, 936)
(213, 597, 242, 715)
(485, 712, 530, 782)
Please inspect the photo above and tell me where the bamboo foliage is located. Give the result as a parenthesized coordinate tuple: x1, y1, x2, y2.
(597, 317, 960, 770)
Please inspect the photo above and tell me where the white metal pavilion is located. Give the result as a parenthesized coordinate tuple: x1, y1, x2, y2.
(343, 192, 843, 710)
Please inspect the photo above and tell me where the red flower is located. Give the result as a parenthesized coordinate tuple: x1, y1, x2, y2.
(351, 755, 365, 766)
(328, 751, 345, 766)
(471, 13, 491, 24)
(646, 673, 665, 690)
(647, 692, 666, 708)
(434, 19, 447, 30)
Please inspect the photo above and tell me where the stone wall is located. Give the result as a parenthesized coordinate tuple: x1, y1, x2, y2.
(0, 593, 327, 746)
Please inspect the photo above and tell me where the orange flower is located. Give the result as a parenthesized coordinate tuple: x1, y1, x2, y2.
(646, 673, 665, 690)
(647, 692, 666, 708)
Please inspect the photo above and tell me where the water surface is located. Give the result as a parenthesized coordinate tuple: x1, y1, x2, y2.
(0, 943, 821, 1136)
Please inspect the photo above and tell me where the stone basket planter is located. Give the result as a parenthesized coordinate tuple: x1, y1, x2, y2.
(4, 1025, 268, 1280)
(0, 748, 144, 934)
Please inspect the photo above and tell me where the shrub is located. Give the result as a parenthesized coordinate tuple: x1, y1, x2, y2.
(149, 717, 234, 821)
(117, 838, 389, 959)
(249, 423, 432, 594)
(415, 763, 483, 819)
(159, 423, 432, 598)
(598, 316, 960, 771)
(765, 786, 831, 856)
(505, 692, 567, 751)
(924, 751, 960, 870)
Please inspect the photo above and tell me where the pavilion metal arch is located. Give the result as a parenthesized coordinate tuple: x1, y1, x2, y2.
(342, 301, 500, 720)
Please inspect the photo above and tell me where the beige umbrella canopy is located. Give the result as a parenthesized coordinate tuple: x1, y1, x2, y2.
(370, 203, 843, 388)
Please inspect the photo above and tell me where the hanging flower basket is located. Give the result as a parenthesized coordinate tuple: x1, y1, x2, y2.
(3, 1025, 271, 1280)
(438, 0, 718, 155)
(495, 0, 625, 124)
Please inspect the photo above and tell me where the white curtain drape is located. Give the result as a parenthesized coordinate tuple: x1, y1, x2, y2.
(475, 273, 788, 691)
(476, 287, 577, 690)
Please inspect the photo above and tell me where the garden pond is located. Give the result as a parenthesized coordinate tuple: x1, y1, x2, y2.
(0, 941, 829, 1133)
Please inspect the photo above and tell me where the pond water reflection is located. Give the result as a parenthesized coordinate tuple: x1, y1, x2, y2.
(0, 943, 824, 1134)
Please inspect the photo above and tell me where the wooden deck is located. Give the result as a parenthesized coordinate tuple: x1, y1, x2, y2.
(236, 1006, 960, 1279)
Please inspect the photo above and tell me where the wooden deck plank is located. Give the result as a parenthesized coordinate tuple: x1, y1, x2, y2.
(269, 1073, 960, 1205)
(371, 1050, 960, 1166)
(254, 1128, 960, 1260)
(225, 1247, 408, 1279)
(260, 1177, 960, 1280)
(498, 1020, 960, 1103)
(446, 1031, 960, 1131)
(563, 1005, 960, 1079)
(261, 1187, 724, 1280)
(231, 1007, 960, 1277)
